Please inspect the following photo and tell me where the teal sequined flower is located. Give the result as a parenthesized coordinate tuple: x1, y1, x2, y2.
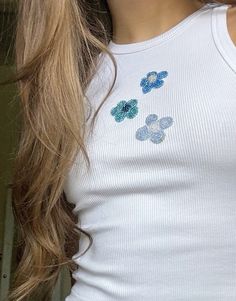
(111, 99, 138, 122)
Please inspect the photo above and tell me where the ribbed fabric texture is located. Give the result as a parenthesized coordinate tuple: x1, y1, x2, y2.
(64, 3, 236, 300)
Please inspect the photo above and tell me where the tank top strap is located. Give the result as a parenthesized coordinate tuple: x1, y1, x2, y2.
(211, 3, 236, 74)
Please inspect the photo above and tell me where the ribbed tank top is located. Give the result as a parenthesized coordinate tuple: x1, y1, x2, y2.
(64, 3, 236, 300)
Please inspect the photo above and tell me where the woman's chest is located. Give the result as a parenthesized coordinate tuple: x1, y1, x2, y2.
(86, 67, 236, 171)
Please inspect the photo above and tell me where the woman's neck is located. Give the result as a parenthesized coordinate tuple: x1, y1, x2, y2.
(107, 0, 205, 44)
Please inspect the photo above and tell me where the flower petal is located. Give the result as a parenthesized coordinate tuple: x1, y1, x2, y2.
(127, 106, 138, 119)
(152, 79, 164, 88)
(115, 112, 126, 122)
(117, 100, 127, 110)
(110, 107, 117, 116)
(150, 130, 166, 144)
(157, 71, 168, 79)
(128, 99, 138, 107)
(136, 125, 150, 141)
(147, 71, 157, 77)
(140, 78, 148, 87)
(145, 114, 158, 126)
(142, 85, 152, 94)
(159, 116, 174, 129)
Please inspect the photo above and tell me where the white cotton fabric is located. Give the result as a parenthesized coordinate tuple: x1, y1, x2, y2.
(64, 3, 236, 300)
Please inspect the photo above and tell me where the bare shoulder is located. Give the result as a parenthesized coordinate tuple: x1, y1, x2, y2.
(227, 5, 236, 46)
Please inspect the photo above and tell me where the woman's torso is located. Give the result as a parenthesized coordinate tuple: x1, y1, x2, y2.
(64, 3, 236, 300)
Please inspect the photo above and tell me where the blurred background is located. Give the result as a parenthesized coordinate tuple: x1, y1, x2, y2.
(0, 1, 71, 300)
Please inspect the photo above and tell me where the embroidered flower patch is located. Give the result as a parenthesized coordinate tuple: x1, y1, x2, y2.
(111, 99, 138, 122)
(136, 114, 173, 144)
(140, 71, 168, 94)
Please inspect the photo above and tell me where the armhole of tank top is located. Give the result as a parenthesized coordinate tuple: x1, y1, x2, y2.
(212, 3, 236, 74)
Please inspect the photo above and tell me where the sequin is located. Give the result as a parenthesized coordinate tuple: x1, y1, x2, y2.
(140, 71, 168, 94)
(111, 99, 138, 122)
(136, 113, 173, 144)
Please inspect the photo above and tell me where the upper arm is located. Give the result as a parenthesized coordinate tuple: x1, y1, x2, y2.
(227, 5, 236, 46)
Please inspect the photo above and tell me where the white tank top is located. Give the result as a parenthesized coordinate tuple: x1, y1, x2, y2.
(64, 3, 236, 300)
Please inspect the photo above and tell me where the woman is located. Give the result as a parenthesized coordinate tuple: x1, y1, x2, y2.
(5, 0, 236, 300)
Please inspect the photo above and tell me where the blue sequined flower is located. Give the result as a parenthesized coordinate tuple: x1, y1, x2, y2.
(111, 99, 138, 122)
(136, 114, 173, 144)
(140, 71, 168, 94)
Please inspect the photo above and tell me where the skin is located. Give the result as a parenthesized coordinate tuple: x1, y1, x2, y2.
(106, 0, 236, 46)
(228, 5, 236, 46)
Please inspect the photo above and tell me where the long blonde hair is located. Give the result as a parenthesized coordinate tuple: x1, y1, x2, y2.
(1, 0, 233, 300)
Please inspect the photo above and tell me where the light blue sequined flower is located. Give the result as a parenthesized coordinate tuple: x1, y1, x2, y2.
(111, 99, 138, 122)
(136, 113, 173, 144)
(140, 71, 168, 94)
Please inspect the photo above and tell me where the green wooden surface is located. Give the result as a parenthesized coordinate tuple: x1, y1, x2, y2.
(0, 189, 14, 301)
(0, 65, 18, 278)
(52, 267, 72, 301)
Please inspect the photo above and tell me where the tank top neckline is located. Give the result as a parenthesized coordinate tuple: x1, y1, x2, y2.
(108, 3, 219, 55)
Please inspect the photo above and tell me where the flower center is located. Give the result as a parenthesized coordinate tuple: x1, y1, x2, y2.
(148, 74, 157, 83)
(122, 103, 131, 112)
(149, 121, 160, 132)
